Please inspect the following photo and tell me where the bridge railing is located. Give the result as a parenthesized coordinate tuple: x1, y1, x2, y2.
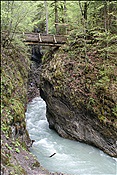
(2, 31, 67, 46)
(24, 33, 67, 44)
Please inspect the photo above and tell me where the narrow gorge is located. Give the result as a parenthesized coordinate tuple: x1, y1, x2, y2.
(1, 34, 117, 175)
(1, 1, 117, 174)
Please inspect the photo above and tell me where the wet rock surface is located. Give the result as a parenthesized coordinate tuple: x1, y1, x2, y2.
(40, 83, 117, 157)
(27, 62, 41, 102)
(1, 131, 49, 175)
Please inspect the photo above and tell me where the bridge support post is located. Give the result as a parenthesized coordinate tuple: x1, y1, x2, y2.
(38, 33, 42, 42)
(53, 35, 57, 43)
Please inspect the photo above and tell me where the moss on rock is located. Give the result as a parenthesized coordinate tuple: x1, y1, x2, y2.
(40, 36, 117, 157)
(1, 46, 51, 174)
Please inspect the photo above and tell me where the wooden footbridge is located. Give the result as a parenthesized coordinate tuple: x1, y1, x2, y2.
(2, 31, 67, 47)
(23, 33, 67, 46)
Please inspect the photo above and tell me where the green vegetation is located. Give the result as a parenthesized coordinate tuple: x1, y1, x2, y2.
(40, 1, 117, 125)
(1, 1, 31, 173)
(1, 1, 39, 48)
(1, 46, 30, 173)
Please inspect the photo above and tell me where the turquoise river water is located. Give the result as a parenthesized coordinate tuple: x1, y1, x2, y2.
(25, 97, 117, 175)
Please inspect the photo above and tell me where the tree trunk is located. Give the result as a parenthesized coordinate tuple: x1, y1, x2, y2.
(79, 1, 89, 63)
(84, 2, 88, 21)
(104, 1, 107, 32)
(55, 0, 59, 34)
(63, 0, 67, 34)
(104, 1, 109, 59)
(44, 0, 49, 34)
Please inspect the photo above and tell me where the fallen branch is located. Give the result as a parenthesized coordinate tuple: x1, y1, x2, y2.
(49, 153, 56, 158)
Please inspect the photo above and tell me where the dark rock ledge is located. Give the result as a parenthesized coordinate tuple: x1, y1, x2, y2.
(40, 79, 117, 158)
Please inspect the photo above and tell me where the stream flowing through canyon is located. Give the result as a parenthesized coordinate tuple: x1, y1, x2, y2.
(25, 97, 116, 175)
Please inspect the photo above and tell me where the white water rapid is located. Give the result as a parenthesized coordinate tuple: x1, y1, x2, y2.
(25, 97, 117, 175)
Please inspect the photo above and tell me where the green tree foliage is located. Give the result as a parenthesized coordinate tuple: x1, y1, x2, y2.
(32, 1, 46, 32)
(1, 1, 38, 47)
(89, 1, 117, 59)
(1, 0, 117, 56)
(33, 1, 68, 34)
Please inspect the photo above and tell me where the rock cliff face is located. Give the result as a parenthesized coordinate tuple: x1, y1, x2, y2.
(1, 46, 50, 175)
(40, 46, 117, 158)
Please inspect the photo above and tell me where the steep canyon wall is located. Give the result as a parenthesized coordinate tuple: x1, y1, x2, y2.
(40, 46, 117, 158)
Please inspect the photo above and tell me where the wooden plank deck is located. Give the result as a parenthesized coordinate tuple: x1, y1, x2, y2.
(23, 33, 67, 46)
(2, 31, 67, 46)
